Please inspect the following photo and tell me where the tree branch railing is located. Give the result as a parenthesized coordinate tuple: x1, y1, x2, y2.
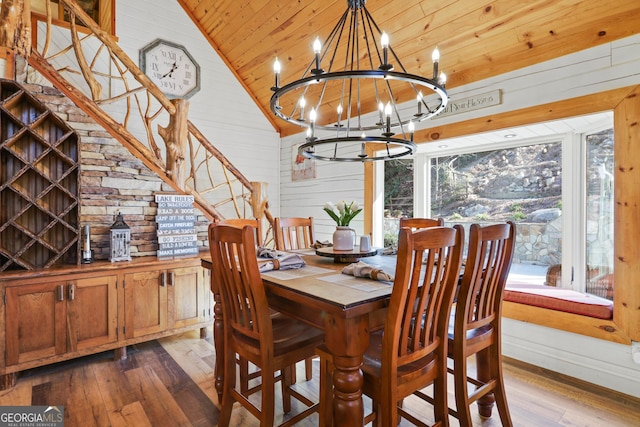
(25, 0, 271, 228)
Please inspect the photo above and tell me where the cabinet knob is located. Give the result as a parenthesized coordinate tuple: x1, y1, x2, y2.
(68, 283, 75, 301)
(169, 271, 175, 286)
(160, 272, 166, 287)
(57, 284, 65, 301)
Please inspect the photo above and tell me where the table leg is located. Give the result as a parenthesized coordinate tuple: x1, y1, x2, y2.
(213, 292, 224, 403)
(324, 315, 370, 427)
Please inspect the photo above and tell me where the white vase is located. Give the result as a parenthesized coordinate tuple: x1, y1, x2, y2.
(333, 226, 355, 250)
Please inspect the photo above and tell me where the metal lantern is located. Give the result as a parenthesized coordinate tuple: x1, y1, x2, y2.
(109, 212, 132, 262)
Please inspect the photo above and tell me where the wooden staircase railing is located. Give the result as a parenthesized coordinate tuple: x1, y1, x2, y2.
(24, 0, 273, 232)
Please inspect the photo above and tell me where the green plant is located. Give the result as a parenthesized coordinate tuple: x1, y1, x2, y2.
(475, 213, 489, 221)
(450, 212, 463, 220)
(323, 200, 362, 226)
(509, 203, 523, 212)
(384, 233, 398, 249)
(512, 211, 526, 221)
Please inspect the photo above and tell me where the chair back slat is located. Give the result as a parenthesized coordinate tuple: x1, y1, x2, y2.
(274, 217, 314, 250)
(398, 217, 444, 231)
(387, 225, 464, 367)
(215, 218, 263, 246)
(459, 222, 515, 332)
(208, 224, 271, 343)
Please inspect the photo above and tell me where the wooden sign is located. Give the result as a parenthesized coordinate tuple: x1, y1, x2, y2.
(433, 89, 502, 118)
(154, 193, 198, 258)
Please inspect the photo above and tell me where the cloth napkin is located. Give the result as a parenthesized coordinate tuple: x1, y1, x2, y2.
(342, 261, 394, 282)
(259, 253, 306, 272)
(256, 246, 280, 259)
(311, 240, 333, 248)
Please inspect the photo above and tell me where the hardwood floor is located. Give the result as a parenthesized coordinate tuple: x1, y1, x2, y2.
(1, 327, 638, 426)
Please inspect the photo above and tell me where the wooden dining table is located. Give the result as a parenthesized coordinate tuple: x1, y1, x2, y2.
(201, 249, 397, 427)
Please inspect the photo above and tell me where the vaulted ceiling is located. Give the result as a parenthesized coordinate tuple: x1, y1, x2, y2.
(178, 0, 640, 138)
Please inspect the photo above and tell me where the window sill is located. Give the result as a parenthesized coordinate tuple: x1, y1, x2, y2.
(502, 301, 630, 345)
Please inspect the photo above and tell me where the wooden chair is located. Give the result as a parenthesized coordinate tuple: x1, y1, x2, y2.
(399, 217, 444, 230)
(273, 216, 315, 381)
(215, 217, 263, 246)
(319, 225, 464, 426)
(440, 221, 516, 426)
(274, 217, 314, 251)
(213, 218, 263, 393)
(208, 224, 323, 427)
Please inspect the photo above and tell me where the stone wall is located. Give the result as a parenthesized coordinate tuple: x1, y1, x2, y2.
(26, 83, 209, 260)
(384, 217, 562, 266)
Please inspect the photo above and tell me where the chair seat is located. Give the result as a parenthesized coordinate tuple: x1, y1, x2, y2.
(233, 314, 324, 361)
(363, 330, 440, 395)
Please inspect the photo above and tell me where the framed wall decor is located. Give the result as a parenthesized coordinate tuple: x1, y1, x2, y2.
(292, 144, 316, 181)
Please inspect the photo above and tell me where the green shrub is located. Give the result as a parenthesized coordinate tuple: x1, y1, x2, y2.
(512, 211, 526, 221)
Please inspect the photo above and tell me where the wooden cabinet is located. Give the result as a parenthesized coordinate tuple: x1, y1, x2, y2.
(124, 269, 167, 339)
(169, 266, 208, 329)
(5, 275, 117, 366)
(123, 265, 207, 339)
(0, 256, 212, 389)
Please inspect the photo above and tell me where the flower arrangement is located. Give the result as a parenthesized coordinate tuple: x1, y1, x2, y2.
(323, 200, 362, 227)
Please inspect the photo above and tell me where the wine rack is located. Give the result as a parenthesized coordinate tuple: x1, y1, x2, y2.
(0, 79, 80, 271)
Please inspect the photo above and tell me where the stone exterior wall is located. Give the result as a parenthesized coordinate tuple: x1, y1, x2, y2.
(384, 217, 562, 266)
(26, 83, 209, 260)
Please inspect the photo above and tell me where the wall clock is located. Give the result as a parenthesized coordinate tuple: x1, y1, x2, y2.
(139, 39, 201, 99)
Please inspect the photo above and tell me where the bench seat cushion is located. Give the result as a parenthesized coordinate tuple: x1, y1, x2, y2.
(504, 283, 613, 320)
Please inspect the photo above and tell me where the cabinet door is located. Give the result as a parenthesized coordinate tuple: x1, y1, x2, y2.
(169, 266, 206, 329)
(124, 270, 168, 339)
(5, 282, 67, 365)
(67, 275, 118, 352)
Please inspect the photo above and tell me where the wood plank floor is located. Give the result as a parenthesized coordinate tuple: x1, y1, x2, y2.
(1, 327, 639, 426)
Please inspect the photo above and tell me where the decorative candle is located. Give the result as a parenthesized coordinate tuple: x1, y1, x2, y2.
(299, 97, 306, 120)
(313, 37, 322, 71)
(385, 102, 392, 134)
(432, 47, 440, 80)
(273, 58, 281, 88)
(417, 91, 423, 115)
(439, 72, 447, 86)
(408, 120, 415, 142)
(381, 32, 389, 67)
(309, 108, 317, 138)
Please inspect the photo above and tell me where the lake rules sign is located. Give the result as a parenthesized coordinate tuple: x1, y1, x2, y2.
(155, 194, 199, 258)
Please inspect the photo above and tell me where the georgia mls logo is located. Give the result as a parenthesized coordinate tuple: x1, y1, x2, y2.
(0, 405, 64, 426)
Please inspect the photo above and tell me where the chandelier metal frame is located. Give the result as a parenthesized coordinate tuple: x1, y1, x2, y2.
(269, 0, 448, 162)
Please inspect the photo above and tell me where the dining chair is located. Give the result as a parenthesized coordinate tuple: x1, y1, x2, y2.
(319, 225, 464, 426)
(208, 224, 324, 427)
(274, 217, 314, 252)
(419, 221, 516, 426)
(398, 217, 444, 230)
(213, 217, 264, 393)
(215, 217, 263, 246)
(273, 216, 315, 381)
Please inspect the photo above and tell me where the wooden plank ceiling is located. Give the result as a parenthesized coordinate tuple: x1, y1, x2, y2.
(178, 0, 640, 137)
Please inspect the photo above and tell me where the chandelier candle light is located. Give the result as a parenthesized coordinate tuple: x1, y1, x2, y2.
(270, 0, 448, 162)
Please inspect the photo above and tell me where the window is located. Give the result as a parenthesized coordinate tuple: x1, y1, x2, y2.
(381, 112, 614, 297)
(585, 128, 614, 299)
(31, 0, 115, 35)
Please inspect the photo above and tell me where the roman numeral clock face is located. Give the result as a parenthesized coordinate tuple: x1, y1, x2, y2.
(140, 39, 201, 99)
